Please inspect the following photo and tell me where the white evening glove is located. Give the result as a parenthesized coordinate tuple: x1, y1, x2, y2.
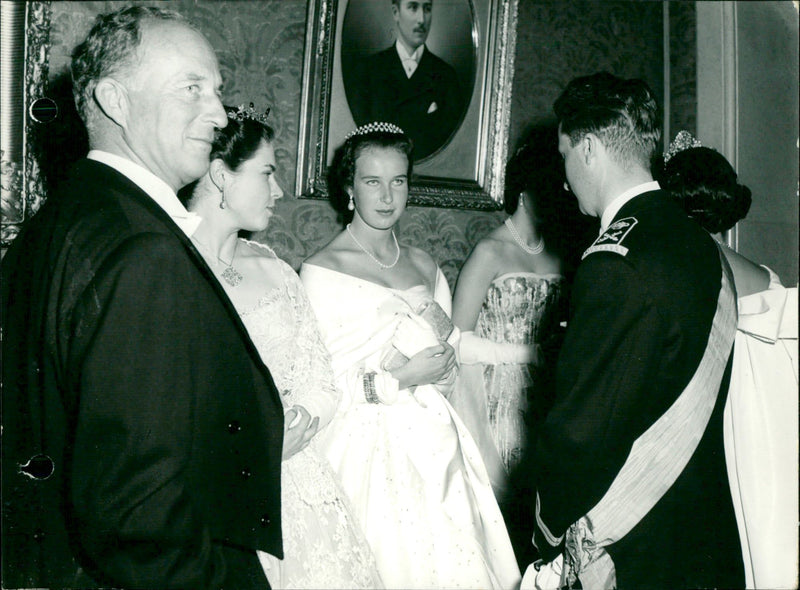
(521, 554, 564, 590)
(459, 331, 541, 365)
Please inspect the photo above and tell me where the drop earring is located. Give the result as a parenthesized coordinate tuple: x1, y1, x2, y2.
(211, 166, 226, 209)
(348, 196, 354, 211)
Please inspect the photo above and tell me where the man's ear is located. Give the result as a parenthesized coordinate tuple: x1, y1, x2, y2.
(582, 133, 601, 166)
(93, 77, 129, 128)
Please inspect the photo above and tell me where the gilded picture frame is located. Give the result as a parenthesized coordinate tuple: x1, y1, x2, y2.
(296, 0, 519, 210)
(0, 1, 51, 250)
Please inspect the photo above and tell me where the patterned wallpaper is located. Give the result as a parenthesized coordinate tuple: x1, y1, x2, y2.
(46, 0, 695, 287)
(668, 1, 697, 139)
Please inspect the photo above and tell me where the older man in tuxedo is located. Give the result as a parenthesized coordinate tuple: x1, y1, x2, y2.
(528, 72, 744, 590)
(2, 7, 290, 588)
(347, 0, 465, 159)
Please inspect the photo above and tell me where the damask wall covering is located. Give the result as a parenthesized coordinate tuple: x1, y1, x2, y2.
(46, 1, 694, 287)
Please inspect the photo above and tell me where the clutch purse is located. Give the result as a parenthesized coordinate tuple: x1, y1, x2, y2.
(383, 300, 454, 371)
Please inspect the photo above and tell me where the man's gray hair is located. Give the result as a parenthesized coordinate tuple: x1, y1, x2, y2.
(71, 6, 189, 126)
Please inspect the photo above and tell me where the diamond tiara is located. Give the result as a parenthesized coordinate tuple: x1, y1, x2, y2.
(227, 103, 271, 126)
(664, 130, 702, 163)
(344, 121, 405, 141)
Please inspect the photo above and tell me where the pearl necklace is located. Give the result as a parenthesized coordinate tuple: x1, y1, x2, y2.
(504, 218, 544, 255)
(346, 223, 400, 269)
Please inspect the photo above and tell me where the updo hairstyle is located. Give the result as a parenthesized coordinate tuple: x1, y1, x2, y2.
(179, 105, 274, 205)
(328, 128, 414, 224)
(212, 105, 275, 170)
(661, 146, 752, 234)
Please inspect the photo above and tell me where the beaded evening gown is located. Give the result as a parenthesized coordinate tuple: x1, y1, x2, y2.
(236, 241, 382, 590)
(474, 272, 563, 472)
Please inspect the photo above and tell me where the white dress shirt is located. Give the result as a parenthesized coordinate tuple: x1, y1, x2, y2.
(395, 40, 425, 78)
(599, 180, 661, 234)
(87, 150, 202, 237)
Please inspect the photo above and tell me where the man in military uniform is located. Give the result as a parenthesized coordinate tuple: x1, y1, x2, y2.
(529, 72, 744, 589)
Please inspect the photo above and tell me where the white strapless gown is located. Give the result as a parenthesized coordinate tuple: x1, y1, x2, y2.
(301, 263, 522, 590)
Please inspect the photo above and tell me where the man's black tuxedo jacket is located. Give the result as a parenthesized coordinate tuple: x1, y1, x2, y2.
(348, 45, 464, 160)
(534, 191, 744, 589)
(2, 159, 285, 589)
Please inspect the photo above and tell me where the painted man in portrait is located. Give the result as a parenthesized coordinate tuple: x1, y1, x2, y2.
(347, 0, 465, 160)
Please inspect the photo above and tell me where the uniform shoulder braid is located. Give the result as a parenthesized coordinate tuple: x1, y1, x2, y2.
(582, 217, 638, 260)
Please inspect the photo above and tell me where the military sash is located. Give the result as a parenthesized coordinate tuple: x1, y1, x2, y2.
(562, 247, 738, 590)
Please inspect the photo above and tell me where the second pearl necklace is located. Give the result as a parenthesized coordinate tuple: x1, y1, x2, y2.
(504, 217, 544, 255)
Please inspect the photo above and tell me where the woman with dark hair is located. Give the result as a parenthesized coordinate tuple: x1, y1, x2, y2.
(299, 122, 520, 589)
(660, 138, 769, 295)
(661, 132, 798, 590)
(450, 129, 567, 489)
(183, 105, 382, 589)
(450, 128, 573, 568)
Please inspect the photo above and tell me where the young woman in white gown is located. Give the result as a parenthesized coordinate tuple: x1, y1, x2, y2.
(299, 122, 521, 590)
(182, 105, 382, 589)
(661, 133, 798, 590)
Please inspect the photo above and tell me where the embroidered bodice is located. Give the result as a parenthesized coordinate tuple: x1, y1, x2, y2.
(472, 272, 564, 472)
(475, 272, 564, 346)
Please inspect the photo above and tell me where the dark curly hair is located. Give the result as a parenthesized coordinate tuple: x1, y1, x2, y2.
(660, 146, 752, 234)
(327, 129, 414, 224)
(211, 106, 275, 169)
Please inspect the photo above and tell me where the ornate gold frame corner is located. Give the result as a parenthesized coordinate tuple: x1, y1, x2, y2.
(1, 1, 51, 250)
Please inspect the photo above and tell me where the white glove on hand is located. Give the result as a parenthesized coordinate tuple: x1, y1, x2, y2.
(459, 331, 540, 365)
(520, 554, 564, 590)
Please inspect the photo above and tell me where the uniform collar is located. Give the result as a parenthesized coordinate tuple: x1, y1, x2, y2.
(87, 150, 202, 237)
(599, 181, 660, 234)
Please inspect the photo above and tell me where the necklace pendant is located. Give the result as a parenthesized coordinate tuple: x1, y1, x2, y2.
(221, 265, 243, 287)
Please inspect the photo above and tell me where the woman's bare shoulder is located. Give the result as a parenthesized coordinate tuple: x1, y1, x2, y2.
(722, 244, 771, 297)
(304, 231, 348, 269)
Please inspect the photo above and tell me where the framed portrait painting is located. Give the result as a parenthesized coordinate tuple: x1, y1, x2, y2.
(296, 0, 519, 210)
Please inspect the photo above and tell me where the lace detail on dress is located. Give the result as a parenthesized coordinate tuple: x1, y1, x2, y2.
(237, 240, 382, 589)
(475, 273, 563, 470)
